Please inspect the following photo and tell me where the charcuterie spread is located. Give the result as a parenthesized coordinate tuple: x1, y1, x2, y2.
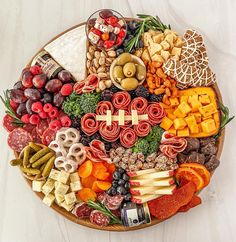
(1, 9, 234, 231)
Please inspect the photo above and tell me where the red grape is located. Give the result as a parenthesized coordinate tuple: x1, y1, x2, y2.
(10, 89, 27, 103)
(24, 88, 41, 101)
(45, 79, 62, 93)
(58, 70, 72, 83)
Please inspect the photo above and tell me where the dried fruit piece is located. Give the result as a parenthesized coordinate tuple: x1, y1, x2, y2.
(77, 188, 97, 202)
(78, 160, 93, 178)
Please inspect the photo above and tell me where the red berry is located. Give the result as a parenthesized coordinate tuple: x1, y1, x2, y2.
(48, 107, 59, 119)
(118, 28, 126, 38)
(91, 28, 102, 36)
(60, 84, 73, 96)
(39, 111, 48, 119)
(105, 16, 118, 26)
(60, 115, 72, 127)
(43, 103, 53, 113)
(32, 74, 47, 88)
(49, 120, 62, 131)
(30, 65, 43, 75)
(21, 114, 31, 124)
(22, 71, 33, 88)
(10, 100, 19, 111)
(31, 101, 43, 113)
(115, 36, 123, 46)
(29, 114, 40, 125)
(103, 40, 114, 49)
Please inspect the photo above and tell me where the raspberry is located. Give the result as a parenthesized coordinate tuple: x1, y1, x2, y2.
(10, 100, 19, 111)
(30, 65, 43, 75)
(29, 114, 40, 125)
(31, 101, 43, 113)
(21, 114, 31, 124)
(60, 115, 72, 127)
(43, 103, 53, 113)
(48, 107, 58, 119)
(39, 111, 48, 119)
(49, 120, 62, 131)
(60, 84, 73, 96)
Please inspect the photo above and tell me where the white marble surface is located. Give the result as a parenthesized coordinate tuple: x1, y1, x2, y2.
(0, 0, 236, 241)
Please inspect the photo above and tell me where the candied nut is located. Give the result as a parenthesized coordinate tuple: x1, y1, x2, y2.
(156, 67, 167, 79)
(107, 50, 116, 57)
(154, 88, 165, 95)
(86, 52, 93, 60)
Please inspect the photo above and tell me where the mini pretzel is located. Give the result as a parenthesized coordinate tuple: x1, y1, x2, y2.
(54, 156, 78, 173)
(48, 140, 67, 157)
(67, 143, 87, 165)
(56, 128, 81, 147)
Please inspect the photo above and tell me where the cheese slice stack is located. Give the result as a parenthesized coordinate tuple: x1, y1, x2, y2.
(129, 169, 176, 204)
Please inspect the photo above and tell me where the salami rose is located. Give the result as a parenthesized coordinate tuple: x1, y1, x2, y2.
(96, 101, 114, 115)
(130, 97, 148, 114)
(81, 113, 99, 136)
(99, 121, 120, 142)
(133, 121, 151, 137)
(119, 127, 138, 148)
(146, 103, 166, 125)
(112, 91, 131, 109)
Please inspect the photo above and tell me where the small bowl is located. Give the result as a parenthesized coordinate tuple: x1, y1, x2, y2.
(110, 54, 146, 90)
(85, 9, 127, 51)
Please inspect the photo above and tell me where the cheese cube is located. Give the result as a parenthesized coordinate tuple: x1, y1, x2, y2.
(151, 54, 164, 63)
(168, 127, 177, 135)
(189, 112, 202, 123)
(202, 115, 213, 120)
(32, 180, 45, 192)
(55, 182, 69, 195)
(180, 95, 188, 103)
(201, 119, 216, 133)
(141, 49, 151, 62)
(185, 116, 199, 133)
(199, 103, 217, 117)
(190, 100, 202, 112)
(160, 50, 170, 61)
(42, 179, 55, 195)
(152, 33, 164, 43)
(49, 169, 60, 180)
(178, 102, 192, 115)
(167, 112, 176, 121)
(70, 172, 80, 183)
(160, 117, 173, 130)
(169, 97, 179, 106)
(174, 37, 184, 47)
(64, 192, 77, 205)
(148, 43, 162, 56)
(60, 201, 75, 212)
(173, 118, 187, 130)
(143, 32, 153, 46)
(171, 47, 181, 56)
(160, 40, 170, 50)
(188, 95, 198, 104)
(55, 193, 65, 205)
(70, 181, 82, 192)
(58, 170, 70, 184)
(177, 127, 189, 137)
(43, 194, 55, 207)
(199, 94, 211, 105)
(173, 108, 186, 118)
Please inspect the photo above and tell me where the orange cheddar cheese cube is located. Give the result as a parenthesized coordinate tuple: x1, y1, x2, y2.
(180, 95, 188, 103)
(189, 99, 202, 112)
(167, 112, 176, 120)
(178, 101, 192, 115)
(185, 116, 199, 133)
(168, 127, 177, 135)
(199, 103, 217, 117)
(190, 112, 202, 123)
(173, 118, 187, 130)
(173, 108, 186, 118)
(160, 117, 173, 130)
(201, 119, 216, 133)
(169, 97, 179, 106)
(202, 115, 212, 121)
(177, 127, 190, 137)
(199, 94, 211, 105)
(188, 94, 198, 104)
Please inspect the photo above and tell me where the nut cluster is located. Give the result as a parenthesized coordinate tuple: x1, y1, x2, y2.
(86, 45, 116, 92)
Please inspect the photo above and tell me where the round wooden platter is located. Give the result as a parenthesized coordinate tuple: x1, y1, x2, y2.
(15, 20, 225, 231)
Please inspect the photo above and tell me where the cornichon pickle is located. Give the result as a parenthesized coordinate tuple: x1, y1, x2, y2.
(23, 146, 31, 168)
(29, 147, 51, 164)
(42, 156, 55, 177)
(20, 166, 40, 175)
(29, 142, 41, 152)
(32, 152, 54, 168)
(10, 159, 22, 166)
(40, 162, 47, 171)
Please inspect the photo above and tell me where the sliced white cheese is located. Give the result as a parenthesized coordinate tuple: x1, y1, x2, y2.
(55, 193, 65, 205)
(55, 182, 69, 195)
(129, 177, 175, 186)
(131, 194, 161, 204)
(60, 201, 75, 212)
(136, 170, 174, 179)
(64, 192, 77, 205)
(70, 172, 80, 183)
(43, 194, 55, 207)
(42, 179, 55, 195)
(49, 169, 60, 180)
(153, 185, 176, 195)
(118, 110, 125, 125)
(32, 180, 45, 192)
(106, 110, 112, 126)
(131, 110, 139, 125)
(70, 180, 82, 192)
(127, 168, 156, 177)
(130, 185, 176, 196)
(57, 170, 70, 184)
(44, 25, 87, 81)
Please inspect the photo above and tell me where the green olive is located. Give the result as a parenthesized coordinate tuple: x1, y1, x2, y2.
(136, 64, 146, 81)
(121, 78, 139, 91)
(123, 62, 136, 77)
(116, 53, 132, 65)
(113, 65, 125, 83)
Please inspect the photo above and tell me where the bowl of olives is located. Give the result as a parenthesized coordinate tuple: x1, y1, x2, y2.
(110, 53, 147, 91)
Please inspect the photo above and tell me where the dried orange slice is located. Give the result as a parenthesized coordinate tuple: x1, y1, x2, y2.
(175, 167, 205, 191)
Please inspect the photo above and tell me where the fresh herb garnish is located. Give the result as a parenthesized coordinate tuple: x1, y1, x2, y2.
(87, 199, 122, 224)
(125, 14, 171, 53)
(214, 102, 234, 139)
(0, 90, 24, 126)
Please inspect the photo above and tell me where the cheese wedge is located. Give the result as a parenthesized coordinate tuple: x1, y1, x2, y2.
(130, 185, 176, 196)
(136, 170, 174, 179)
(127, 168, 156, 177)
(129, 177, 175, 186)
(132, 194, 161, 204)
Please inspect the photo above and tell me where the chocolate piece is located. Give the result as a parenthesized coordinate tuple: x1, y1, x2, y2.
(204, 155, 220, 172)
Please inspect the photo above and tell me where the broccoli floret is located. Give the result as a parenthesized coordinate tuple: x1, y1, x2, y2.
(132, 138, 149, 156)
(146, 125, 164, 143)
(62, 92, 82, 118)
(147, 140, 159, 156)
(80, 93, 100, 114)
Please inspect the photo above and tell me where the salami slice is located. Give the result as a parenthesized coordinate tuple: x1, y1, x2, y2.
(74, 203, 93, 219)
(36, 119, 49, 137)
(74, 80, 85, 94)
(31, 127, 41, 143)
(112, 91, 131, 109)
(133, 121, 151, 137)
(7, 128, 33, 152)
(146, 103, 166, 125)
(90, 210, 110, 226)
(3, 114, 17, 132)
(99, 121, 120, 142)
(81, 113, 99, 136)
(119, 127, 138, 148)
(89, 139, 111, 163)
(130, 97, 148, 114)
(96, 101, 114, 115)
(41, 128, 56, 146)
(106, 194, 124, 209)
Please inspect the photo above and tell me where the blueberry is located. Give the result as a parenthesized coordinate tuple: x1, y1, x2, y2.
(111, 187, 117, 196)
(112, 180, 118, 188)
(124, 193, 132, 201)
(106, 187, 113, 196)
(117, 167, 125, 174)
(122, 173, 130, 181)
(128, 20, 138, 30)
(113, 171, 121, 180)
(117, 186, 127, 195)
(124, 182, 130, 189)
(118, 179, 126, 186)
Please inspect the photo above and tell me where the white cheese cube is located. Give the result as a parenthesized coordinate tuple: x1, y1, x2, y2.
(171, 47, 182, 56)
(32, 180, 45, 192)
(60, 201, 75, 212)
(49, 169, 60, 180)
(118, 19, 125, 27)
(113, 27, 120, 34)
(43, 194, 55, 207)
(94, 22, 101, 29)
(55, 182, 69, 195)
(55, 193, 65, 205)
(96, 17, 105, 24)
(70, 181, 82, 192)
(88, 32, 100, 44)
(99, 24, 110, 33)
(58, 170, 70, 184)
(70, 172, 80, 183)
(107, 25, 114, 32)
(42, 179, 55, 195)
(55, 181, 59, 189)
(64, 192, 77, 205)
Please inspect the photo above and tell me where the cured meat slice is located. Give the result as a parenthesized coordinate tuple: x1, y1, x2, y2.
(106, 194, 124, 208)
(31, 127, 41, 144)
(133, 121, 151, 137)
(7, 128, 33, 152)
(41, 128, 56, 146)
(160, 132, 187, 159)
(3, 114, 17, 132)
(81, 113, 99, 136)
(130, 97, 148, 114)
(90, 210, 110, 226)
(119, 127, 138, 148)
(74, 80, 85, 94)
(74, 75, 99, 94)
(112, 91, 131, 109)
(96, 101, 114, 115)
(36, 119, 49, 137)
(146, 103, 166, 125)
(74, 203, 93, 218)
(99, 121, 120, 142)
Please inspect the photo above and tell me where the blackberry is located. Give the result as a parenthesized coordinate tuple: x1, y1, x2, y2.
(91, 132, 101, 140)
(101, 90, 113, 101)
(111, 141, 121, 149)
(109, 85, 120, 93)
(80, 135, 91, 146)
(129, 90, 137, 99)
(135, 86, 150, 99)
(71, 117, 81, 129)
(149, 94, 164, 102)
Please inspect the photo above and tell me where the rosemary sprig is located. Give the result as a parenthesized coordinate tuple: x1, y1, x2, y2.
(0, 90, 24, 126)
(214, 102, 234, 139)
(125, 14, 171, 53)
(87, 199, 122, 224)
